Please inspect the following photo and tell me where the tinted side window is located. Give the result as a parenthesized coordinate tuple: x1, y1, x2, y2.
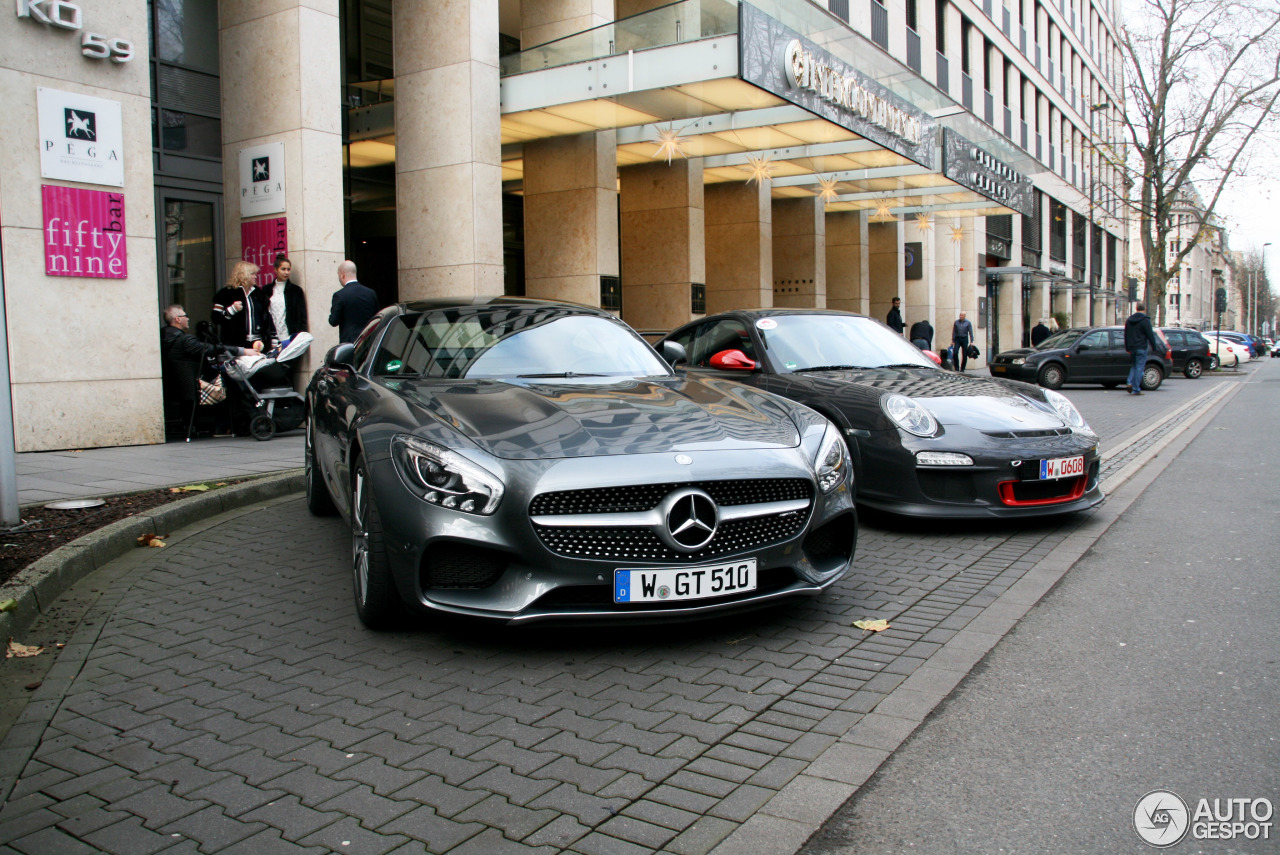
(1079, 331, 1108, 349)
(666, 323, 705, 364)
(1108, 330, 1125, 348)
(692, 319, 757, 367)
(369, 316, 413, 376)
(351, 314, 387, 370)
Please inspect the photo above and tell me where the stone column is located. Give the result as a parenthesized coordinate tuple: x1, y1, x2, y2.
(221, 1, 345, 375)
(868, 219, 903, 326)
(772, 198, 826, 308)
(826, 210, 868, 314)
(903, 219, 936, 340)
(523, 133, 618, 306)
(394, 0, 503, 300)
(619, 159, 704, 330)
(705, 182, 771, 314)
(934, 217, 966, 332)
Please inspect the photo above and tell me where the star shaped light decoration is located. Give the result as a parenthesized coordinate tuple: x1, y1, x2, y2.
(950, 224, 966, 243)
(816, 175, 840, 203)
(652, 124, 688, 164)
(872, 198, 895, 221)
(915, 212, 934, 232)
(745, 153, 776, 186)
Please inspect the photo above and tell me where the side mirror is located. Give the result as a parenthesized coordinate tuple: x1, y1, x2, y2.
(325, 343, 356, 370)
(661, 340, 688, 367)
(709, 349, 757, 371)
(1075, 343, 1090, 351)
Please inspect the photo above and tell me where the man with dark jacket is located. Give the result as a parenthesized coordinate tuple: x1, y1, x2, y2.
(1031, 319, 1051, 346)
(161, 305, 247, 433)
(909, 318, 934, 350)
(1123, 303, 1167, 395)
(951, 312, 975, 371)
(254, 254, 309, 349)
(886, 297, 905, 334)
(329, 259, 380, 343)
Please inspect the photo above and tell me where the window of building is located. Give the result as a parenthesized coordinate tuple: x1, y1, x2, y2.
(1050, 198, 1067, 262)
(149, 0, 221, 165)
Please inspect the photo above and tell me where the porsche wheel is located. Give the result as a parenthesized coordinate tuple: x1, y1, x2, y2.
(351, 457, 407, 630)
(305, 421, 336, 516)
(1037, 363, 1066, 390)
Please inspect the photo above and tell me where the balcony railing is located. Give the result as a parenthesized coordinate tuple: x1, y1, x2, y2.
(962, 73, 973, 110)
(907, 28, 921, 72)
(871, 0, 888, 48)
(1002, 6, 1011, 35)
(1004, 106, 1012, 138)
(937, 52, 949, 91)
(984, 89, 994, 124)
(1021, 120, 1028, 150)
(829, 0, 849, 23)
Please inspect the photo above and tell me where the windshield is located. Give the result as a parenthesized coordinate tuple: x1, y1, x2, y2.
(757, 315, 937, 372)
(371, 307, 670, 380)
(1035, 329, 1084, 350)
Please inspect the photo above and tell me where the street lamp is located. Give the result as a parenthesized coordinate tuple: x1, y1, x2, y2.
(1260, 243, 1272, 337)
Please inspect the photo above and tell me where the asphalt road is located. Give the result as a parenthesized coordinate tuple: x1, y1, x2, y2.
(801, 361, 1280, 854)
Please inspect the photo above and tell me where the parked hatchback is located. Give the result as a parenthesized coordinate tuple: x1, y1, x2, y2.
(1159, 328, 1212, 378)
(989, 326, 1173, 391)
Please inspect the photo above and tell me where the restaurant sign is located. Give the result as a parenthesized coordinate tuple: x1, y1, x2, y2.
(941, 129, 1034, 217)
(738, 3, 936, 168)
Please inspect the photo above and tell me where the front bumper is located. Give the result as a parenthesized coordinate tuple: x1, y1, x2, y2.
(366, 447, 857, 624)
(853, 426, 1104, 518)
(987, 362, 1040, 382)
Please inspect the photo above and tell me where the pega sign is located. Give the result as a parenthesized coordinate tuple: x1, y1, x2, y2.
(42, 184, 127, 278)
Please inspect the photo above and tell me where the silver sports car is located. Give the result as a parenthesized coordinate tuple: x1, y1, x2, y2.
(305, 298, 857, 628)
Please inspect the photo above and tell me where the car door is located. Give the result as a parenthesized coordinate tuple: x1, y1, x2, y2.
(1164, 330, 1188, 371)
(1068, 329, 1111, 381)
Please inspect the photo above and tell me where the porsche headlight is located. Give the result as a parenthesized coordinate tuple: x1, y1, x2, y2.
(811, 422, 850, 494)
(881, 394, 938, 438)
(1043, 389, 1091, 433)
(391, 435, 504, 514)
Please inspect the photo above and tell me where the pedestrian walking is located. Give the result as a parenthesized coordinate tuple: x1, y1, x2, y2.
(329, 259, 380, 344)
(1123, 302, 1167, 395)
(886, 297, 905, 335)
(1031, 318, 1051, 346)
(951, 312, 975, 372)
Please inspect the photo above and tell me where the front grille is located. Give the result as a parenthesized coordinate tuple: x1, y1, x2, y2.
(999, 475, 1086, 505)
(536, 513, 807, 562)
(982, 427, 1073, 439)
(529, 479, 811, 516)
(531, 566, 801, 610)
(420, 542, 508, 590)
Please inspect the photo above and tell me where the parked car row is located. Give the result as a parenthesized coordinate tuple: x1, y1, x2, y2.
(306, 300, 1103, 629)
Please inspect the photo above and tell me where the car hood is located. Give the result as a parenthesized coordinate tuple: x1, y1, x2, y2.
(993, 347, 1040, 360)
(392, 376, 803, 460)
(789, 369, 1067, 431)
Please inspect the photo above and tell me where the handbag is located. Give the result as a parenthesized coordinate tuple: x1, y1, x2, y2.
(198, 375, 227, 405)
(967, 344, 980, 359)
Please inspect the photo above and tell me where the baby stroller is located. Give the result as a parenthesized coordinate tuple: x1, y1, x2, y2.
(218, 333, 313, 441)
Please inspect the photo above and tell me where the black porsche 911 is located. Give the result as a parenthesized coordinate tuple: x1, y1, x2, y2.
(306, 299, 857, 628)
(660, 310, 1104, 518)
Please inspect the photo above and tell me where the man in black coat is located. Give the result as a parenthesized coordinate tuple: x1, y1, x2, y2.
(886, 297, 905, 334)
(329, 259, 380, 343)
(909, 318, 934, 350)
(161, 305, 247, 433)
(1123, 302, 1167, 396)
(1031, 319, 1051, 346)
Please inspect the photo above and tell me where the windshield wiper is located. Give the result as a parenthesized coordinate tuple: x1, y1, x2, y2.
(873, 363, 936, 369)
(516, 372, 606, 378)
(792, 364, 866, 373)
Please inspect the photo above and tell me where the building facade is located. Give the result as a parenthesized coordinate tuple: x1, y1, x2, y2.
(1, 0, 1127, 452)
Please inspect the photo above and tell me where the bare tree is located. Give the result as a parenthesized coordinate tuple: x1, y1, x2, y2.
(1118, 0, 1280, 322)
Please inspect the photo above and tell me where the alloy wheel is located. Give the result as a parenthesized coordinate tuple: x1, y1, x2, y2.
(353, 470, 369, 607)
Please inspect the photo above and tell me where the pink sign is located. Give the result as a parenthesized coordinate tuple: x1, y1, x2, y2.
(41, 185, 127, 278)
(241, 217, 288, 287)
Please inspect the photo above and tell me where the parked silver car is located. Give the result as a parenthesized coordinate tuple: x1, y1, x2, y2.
(306, 298, 857, 628)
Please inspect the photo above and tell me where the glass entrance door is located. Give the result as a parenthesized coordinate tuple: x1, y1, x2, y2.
(157, 192, 222, 332)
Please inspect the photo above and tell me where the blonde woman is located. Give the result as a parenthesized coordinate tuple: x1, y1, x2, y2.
(211, 260, 265, 350)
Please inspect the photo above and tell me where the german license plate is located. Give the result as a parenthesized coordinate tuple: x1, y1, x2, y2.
(1039, 455, 1085, 480)
(614, 560, 757, 603)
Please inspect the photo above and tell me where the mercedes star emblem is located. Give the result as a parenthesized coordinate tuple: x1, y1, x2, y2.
(658, 488, 719, 552)
(675, 454, 693, 465)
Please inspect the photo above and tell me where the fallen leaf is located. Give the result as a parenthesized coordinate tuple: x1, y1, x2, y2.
(853, 619, 891, 632)
(7, 640, 44, 658)
(147, 538, 166, 548)
(176, 484, 209, 492)
(0, 599, 16, 613)
(215, 482, 227, 487)
(24, 681, 42, 691)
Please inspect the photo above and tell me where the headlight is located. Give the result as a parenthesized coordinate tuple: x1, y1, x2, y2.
(881, 394, 938, 437)
(1009, 357, 1026, 365)
(1043, 389, 1091, 433)
(811, 422, 850, 494)
(391, 435, 504, 514)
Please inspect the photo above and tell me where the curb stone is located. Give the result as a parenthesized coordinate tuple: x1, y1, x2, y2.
(0, 469, 303, 644)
